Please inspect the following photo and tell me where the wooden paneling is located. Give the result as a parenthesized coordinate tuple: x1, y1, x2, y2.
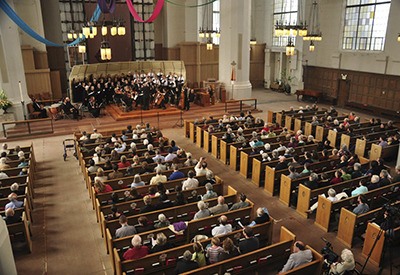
(33, 51, 49, 69)
(250, 44, 265, 88)
(25, 69, 52, 97)
(304, 65, 400, 113)
(21, 45, 35, 71)
(50, 71, 62, 99)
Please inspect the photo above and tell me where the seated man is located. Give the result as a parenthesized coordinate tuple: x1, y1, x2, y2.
(279, 241, 312, 273)
(32, 98, 48, 118)
(61, 97, 79, 120)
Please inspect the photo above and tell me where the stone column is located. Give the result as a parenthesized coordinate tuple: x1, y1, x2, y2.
(219, 0, 252, 99)
(0, 0, 30, 121)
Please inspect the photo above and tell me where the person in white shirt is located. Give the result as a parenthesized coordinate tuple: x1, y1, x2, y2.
(307, 188, 348, 213)
(114, 142, 127, 153)
(182, 170, 199, 190)
(152, 150, 165, 163)
(211, 215, 232, 237)
(195, 157, 211, 177)
(164, 148, 177, 162)
(90, 129, 103, 140)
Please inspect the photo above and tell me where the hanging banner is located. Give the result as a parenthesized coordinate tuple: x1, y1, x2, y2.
(0, 0, 101, 47)
(98, 0, 116, 14)
(126, 0, 164, 23)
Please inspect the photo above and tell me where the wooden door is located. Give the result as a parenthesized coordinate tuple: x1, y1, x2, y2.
(337, 79, 350, 107)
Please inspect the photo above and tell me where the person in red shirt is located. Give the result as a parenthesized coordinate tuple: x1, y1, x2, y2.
(94, 179, 113, 194)
(330, 171, 343, 185)
(123, 235, 149, 260)
(118, 155, 131, 169)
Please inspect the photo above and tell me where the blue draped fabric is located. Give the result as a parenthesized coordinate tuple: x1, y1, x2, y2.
(0, 1, 101, 47)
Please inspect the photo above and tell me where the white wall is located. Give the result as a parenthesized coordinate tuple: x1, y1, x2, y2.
(14, 0, 46, 51)
(303, 0, 400, 76)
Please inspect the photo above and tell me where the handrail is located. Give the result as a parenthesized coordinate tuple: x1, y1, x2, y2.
(224, 98, 258, 113)
(2, 118, 54, 138)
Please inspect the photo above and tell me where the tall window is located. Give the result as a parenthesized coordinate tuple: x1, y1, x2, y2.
(273, 0, 298, 47)
(342, 0, 391, 51)
(212, 0, 220, 45)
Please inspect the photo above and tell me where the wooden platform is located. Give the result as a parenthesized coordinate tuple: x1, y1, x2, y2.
(106, 104, 182, 121)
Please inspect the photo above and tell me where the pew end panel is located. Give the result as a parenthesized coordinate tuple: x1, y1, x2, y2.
(355, 138, 367, 158)
(267, 110, 274, 123)
(285, 116, 293, 131)
(361, 222, 386, 266)
(229, 145, 239, 171)
(203, 131, 211, 152)
(280, 226, 296, 243)
(264, 166, 276, 196)
(220, 140, 228, 164)
(279, 174, 292, 207)
(189, 122, 195, 143)
(211, 135, 219, 158)
(314, 195, 332, 232)
(336, 208, 358, 248)
(315, 126, 324, 142)
(296, 184, 312, 218)
(340, 134, 351, 150)
(239, 151, 249, 178)
(294, 118, 302, 133)
(251, 158, 262, 187)
(327, 130, 337, 148)
(184, 120, 190, 138)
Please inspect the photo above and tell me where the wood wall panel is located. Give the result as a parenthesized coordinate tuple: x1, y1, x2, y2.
(25, 69, 52, 97)
(250, 44, 265, 88)
(50, 71, 62, 100)
(33, 51, 49, 69)
(304, 65, 400, 113)
(21, 45, 35, 71)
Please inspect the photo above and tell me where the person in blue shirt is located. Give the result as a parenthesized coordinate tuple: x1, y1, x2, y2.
(17, 157, 29, 168)
(168, 165, 185, 181)
(5, 193, 24, 210)
(351, 179, 368, 197)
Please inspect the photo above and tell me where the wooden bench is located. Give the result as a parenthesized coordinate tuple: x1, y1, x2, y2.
(315, 182, 400, 232)
(6, 211, 32, 253)
(337, 201, 400, 248)
(114, 221, 273, 275)
(361, 222, 400, 266)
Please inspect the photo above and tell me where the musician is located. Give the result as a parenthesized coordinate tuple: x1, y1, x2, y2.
(61, 97, 79, 120)
(121, 87, 134, 111)
(154, 89, 166, 110)
(113, 86, 124, 104)
(32, 98, 48, 118)
(141, 83, 151, 110)
(88, 96, 100, 118)
(183, 86, 192, 111)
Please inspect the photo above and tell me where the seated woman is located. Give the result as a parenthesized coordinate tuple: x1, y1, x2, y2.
(123, 235, 149, 260)
(329, 248, 355, 275)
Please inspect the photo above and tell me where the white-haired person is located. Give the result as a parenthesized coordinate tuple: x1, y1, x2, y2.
(306, 188, 348, 214)
(329, 248, 355, 275)
(123, 235, 149, 260)
(0, 157, 10, 170)
(154, 213, 170, 229)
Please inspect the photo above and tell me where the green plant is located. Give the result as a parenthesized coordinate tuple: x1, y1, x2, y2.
(0, 89, 13, 110)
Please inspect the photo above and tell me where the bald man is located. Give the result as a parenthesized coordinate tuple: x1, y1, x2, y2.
(208, 196, 228, 215)
(279, 241, 312, 273)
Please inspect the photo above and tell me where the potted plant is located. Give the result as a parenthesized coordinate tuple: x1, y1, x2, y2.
(280, 70, 296, 95)
(0, 89, 13, 113)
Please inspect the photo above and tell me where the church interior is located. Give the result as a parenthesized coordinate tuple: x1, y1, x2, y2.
(0, 0, 400, 274)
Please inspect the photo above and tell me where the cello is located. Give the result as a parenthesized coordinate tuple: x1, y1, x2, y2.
(178, 85, 185, 110)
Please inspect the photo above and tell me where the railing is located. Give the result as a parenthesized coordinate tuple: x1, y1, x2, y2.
(224, 98, 258, 113)
(2, 118, 54, 138)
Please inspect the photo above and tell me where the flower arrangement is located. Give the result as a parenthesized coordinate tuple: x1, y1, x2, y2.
(0, 89, 13, 112)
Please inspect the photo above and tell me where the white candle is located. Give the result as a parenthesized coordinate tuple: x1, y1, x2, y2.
(19, 81, 24, 102)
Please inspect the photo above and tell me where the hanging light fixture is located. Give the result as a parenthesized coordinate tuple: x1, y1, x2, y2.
(286, 38, 295, 56)
(78, 43, 86, 54)
(101, 21, 108, 36)
(274, 0, 307, 38)
(82, 22, 90, 37)
(206, 39, 213, 50)
(110, 19, 117, 36)
(397, 33, 400, 42)
(117, 20, 126, 36)
(100, 41, 112, 61)
(303, 1, 322, 41)
(309, 41, 315, 52)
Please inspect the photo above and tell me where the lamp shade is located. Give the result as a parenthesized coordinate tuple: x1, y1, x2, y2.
(82, 25, 90, 37)
(111, 26, 117, 36)
(101, 25, 107, 36)
(309, 41, 315, 52)
(118, 26, 125, 36)
(78, 44, 86, 53)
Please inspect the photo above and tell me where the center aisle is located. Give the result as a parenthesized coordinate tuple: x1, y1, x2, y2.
(13, 135, 113, 275)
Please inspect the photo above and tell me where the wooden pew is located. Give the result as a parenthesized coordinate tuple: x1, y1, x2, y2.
(280, 245, 323, 275)
(251, 143, 319, 186)
(337, 201, 400, 248)
(114, 221, 273, 275)
(314, 182, 400, 232)
(7, 212, 32, 253)
(180, 226, 296, 275)
(370, 143, 399, 161)
(362, 222, 400, 266)
(264, 155, 337, 196)
(296, 175, 369, 218)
